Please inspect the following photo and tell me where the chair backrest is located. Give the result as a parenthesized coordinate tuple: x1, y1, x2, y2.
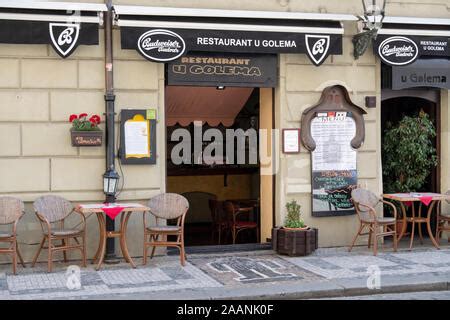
(223, 201, 236, 223)
(0, 196, 24, 225)
(148, 193, 189, 220)
(33, 195, 73, 223)
(351, 188, 379, 220)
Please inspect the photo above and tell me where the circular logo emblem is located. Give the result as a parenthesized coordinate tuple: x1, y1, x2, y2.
(137, 29, 186, 62)
(378, 36, 418, 66)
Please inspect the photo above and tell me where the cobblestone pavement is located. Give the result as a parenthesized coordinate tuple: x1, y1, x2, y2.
(322, 290, 450, 300)
(0, 245, 448, 299)
(282, 246, 450, 280)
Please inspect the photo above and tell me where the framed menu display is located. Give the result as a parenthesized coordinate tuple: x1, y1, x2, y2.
(282, 128, 301, 153)
(311, 111, 357, 217)
(120, 109, 157, 165)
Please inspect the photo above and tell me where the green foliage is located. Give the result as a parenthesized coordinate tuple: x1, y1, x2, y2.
(382, 111, 438, 193)
(284, 200, 305, 228)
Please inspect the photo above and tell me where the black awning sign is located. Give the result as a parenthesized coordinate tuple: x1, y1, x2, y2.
(121, 27, 342, 66)
(49, 23, 80, 58)
(375, 35, 450, 66)
(167, 53, 278, 87)
(0, 20, 100, 58)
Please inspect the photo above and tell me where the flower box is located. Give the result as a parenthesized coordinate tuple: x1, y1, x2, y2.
(71, 129, 103, 147)
(272, 227, 318, 256)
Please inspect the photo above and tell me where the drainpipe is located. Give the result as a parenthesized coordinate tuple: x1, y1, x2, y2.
(104, 1, 119, 263)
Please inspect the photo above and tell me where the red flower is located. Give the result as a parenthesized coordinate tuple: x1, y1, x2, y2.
(89, 115, 101, 124)
(69, 114, 78, 123)
(79, 113, 88, 118)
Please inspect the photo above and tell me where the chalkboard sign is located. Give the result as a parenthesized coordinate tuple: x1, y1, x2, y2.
(311, 111, 357, 217)
(119, 109, 157, 165)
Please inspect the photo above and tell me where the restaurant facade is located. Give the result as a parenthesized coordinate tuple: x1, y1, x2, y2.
(0, 0, 449, 262)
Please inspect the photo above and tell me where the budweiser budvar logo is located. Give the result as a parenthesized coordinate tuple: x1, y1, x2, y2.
(138, 29, 186, 62)
(141, 38, 181, 52)
(378, 36, 418, 66)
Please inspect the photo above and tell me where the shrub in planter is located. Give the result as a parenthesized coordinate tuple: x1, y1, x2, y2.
(69, 113, 103, 147)
(272, 200, 318, 256)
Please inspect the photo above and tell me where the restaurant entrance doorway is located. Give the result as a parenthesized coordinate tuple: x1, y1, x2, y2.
(165, 86, 274, 247)
(381, 89, 441, 235)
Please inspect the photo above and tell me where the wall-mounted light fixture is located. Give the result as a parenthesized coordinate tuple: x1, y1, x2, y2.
(353, 0, 386, 59)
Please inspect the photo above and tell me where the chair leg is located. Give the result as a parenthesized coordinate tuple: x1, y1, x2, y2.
(393, 228, 398, 252)
(143, 233, 148, 266)
(16, 242, 25, 268)
(82, 235, 87, 268)
(373, 230, 378, 256)
(32, 237, 46, 267)
(348, 224, 364, 252)
(368, 228, 372, 249)
(150, 234, 158, 259)
(62, 239, 68, 262)
(12, 242, 17, 275)
(232, 228, 237, 244)
(47, 241, 53, 273)
(180, 242, 186, 266)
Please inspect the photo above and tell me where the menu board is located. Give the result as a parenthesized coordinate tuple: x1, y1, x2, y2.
(311, 111, 357, 217)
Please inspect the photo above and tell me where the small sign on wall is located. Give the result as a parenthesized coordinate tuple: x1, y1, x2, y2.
(120, 109, 157, 165)
(282, 128, 301, 154)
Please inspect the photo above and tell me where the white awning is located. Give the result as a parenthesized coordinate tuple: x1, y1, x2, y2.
(113, 5, 355, 34)
(379, 15, 450, 37)
(0, 0, 107, 24)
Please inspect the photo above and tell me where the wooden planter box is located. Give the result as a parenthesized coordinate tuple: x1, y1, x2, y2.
(272, 227, 318, 256)
(71, 130, 103, 147)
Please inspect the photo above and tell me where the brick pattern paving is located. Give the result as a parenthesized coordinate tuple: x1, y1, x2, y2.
(0, 247, 449, 299)
(283, 248, 450, 279)
(0, 258, 222, 300)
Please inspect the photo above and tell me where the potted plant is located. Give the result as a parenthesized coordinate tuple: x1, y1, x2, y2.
(272, 200, 318, 256)
(69, 113, 103, 147)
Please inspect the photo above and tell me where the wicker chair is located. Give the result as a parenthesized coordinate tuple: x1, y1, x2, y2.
(223, 201, 259, 244)
(143, 193, 189, 266)
(349, 188, 398, 255)
(0, 196, 26, 274)
(32, 195, 86, 272)
(436, 190, 450, 244)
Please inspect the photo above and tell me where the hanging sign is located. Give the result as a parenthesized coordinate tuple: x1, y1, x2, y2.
(167, 53, 277, 87)
(121, 27, 342, 65)
(49, 23, 80, 58)
(311, 112, 358, 217)
(375, 35, 450, 66)
(0, 20, 99, 58)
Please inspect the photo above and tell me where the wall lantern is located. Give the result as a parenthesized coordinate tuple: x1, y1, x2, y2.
(353, 0, 386, 59)
(103, 166, 120, 197)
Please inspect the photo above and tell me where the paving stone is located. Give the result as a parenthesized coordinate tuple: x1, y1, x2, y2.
(0, 246, 449, 299)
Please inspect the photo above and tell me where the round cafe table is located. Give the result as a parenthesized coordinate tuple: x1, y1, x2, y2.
(76, 203, 150, 270)
(383, 193, 450, 250)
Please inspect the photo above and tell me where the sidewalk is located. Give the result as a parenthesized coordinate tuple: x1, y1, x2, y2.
(1, 243, 449, 300)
